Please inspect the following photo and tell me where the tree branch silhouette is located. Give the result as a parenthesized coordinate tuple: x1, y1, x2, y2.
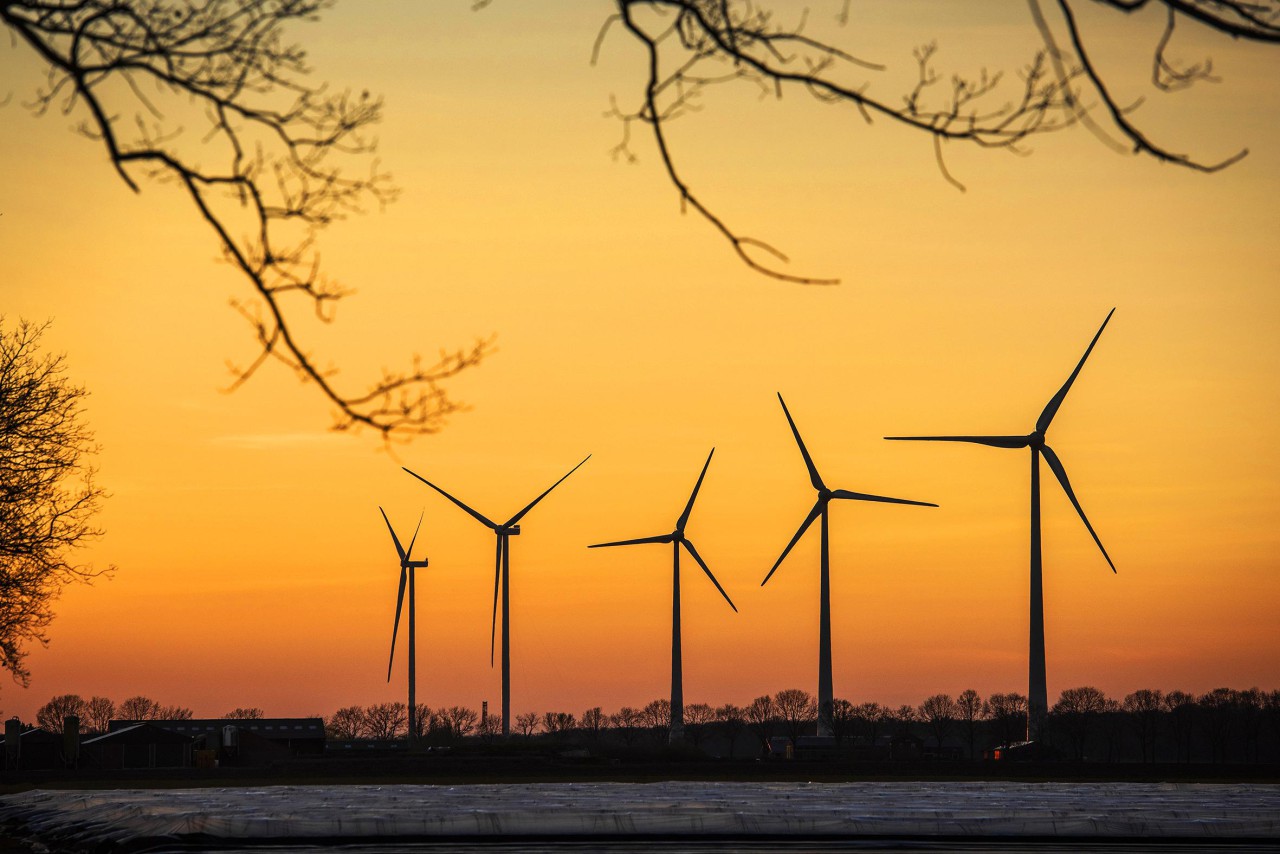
(1, 0, 492, 439)
(0, 318, 109, 687)
(595, 0, 1277, 284)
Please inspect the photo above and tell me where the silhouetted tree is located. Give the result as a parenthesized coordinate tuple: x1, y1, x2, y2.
(159, 704, 194, 720)
(1237, 688, 1265, 763)
(1163, 690, 1196, 763)
(774, 688, 816, 744)
(745, 694, 776, 751)
(363, 701, 408, 739)
(409, 703, 435, 739)
(0, 2, 490, 440)
(851, 702, 889, 750)
(683, 702, 716, 748)
(585, 1, 1279, 284)
(441, 706, 479, 739)
(477, 712, 501, 741)
(325, 706, 364, 740)
(221, 707, 265, 720)
(116, 695, 162, 721)
(956, 689, 984, 759)
(581, 706, 607, 743)
(891, 704, 919, 739)
(0, 319, 109, 688)
(918, 693, 959, 752)
(82, 696, 115, 734)
(1052, 686, 1108, 760)
(639, 698, 671, 742)
(714, 703, 747, 757)
(542, 711, 577, 737)
(1122, 689, 1163, 763)
(985, 692, 1029, 747)
(515, 710, 541, 738)
(35, 693, 85, 731)
(829, 699, 857, 745)
(1198, 687, 1238, 763)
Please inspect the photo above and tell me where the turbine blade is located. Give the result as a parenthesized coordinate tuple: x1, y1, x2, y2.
(682, 537, 737, 612)
(490, 536, 502, 667)
(379, 507, 406, 562)
(1042, 444, 1116, 573)
(762, 501, 822, 586)
(507, 454, 591, 526)
(886, 435, 1030, 449)
(387, 567, 406, 682)
(778, 394, 824, 491)
(589, 534, 674, 548)
(405, 511, 424, 561)
(676, 448, 715, 533)
(403, 468, 499, 529)
(830, 489, 938, 508)
(1037, 308, 1115, 434)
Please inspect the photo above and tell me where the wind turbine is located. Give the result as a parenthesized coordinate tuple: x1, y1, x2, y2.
(588, 449, 737, 744)
(402, 455, 591, 736)
(885, 308, 1117, 741)
(380, 508, 429, 743)
(764, 394, 937, 737)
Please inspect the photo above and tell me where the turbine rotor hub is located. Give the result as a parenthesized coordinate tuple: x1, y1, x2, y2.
(1029, 431, 1045, 447)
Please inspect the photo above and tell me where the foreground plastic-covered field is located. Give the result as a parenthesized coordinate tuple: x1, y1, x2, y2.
(2, 781, 1278, 851)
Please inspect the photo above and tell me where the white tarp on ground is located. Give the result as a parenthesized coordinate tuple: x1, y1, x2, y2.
(2, 782, 1278, 847)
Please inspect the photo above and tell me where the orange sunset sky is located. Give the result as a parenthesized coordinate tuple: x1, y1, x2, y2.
(1, 2, 1277, 725)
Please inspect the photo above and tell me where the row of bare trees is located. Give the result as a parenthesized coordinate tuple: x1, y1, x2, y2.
(23, 685, 1280, 763)
(31, 693, 197, 734)
(324, 702, 491, 742)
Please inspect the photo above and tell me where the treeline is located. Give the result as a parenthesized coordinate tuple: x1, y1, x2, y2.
(21, 686, 1280, 763)
(25, 694, 263, 735)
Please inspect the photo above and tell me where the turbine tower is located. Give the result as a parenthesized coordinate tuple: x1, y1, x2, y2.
(402, 455, 590, 736)
(764, 394, 936, 737)
(886, 308, 1117, 741)
(380, 508, 429, 743)
(588, 449, 737, 744)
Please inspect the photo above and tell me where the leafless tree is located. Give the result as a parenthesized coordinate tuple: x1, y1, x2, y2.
(158, 704, 194, 720)
(682, 701, 716, 747)
(116, 695, 162, 721)
(362, 700, 407, 739)
(1122, 688, 1163, 763)
(581, 706, 607, 741)
(985, 692, 1029, 747)
(1163, 689, 1195, 763)
(442, 705, 479, 739)
(745, 694, 775, 750)
(1197, 687, 1238, 763)
(851, 701, 888, 749)
(325, 705, 364, 739)
(541, 710, 577, 735)
(609, 706, 641, 744)
(593, 1, 1279, 284)
(956, 689, 984, 759)
(774, 687, 816, 743)
(1, 1, 491, 440)
(1052, 685, 1108, 760)
(639, 698, 669, 728)
(0, 319, 109, 688)
(828, 698, 857, 744)
(221, 707, 265, 719)
(82, 695, 115, 733)
(515, 710, 541, 738)
(35, 693, 85, 731)
(891, 703, 919, 739)
(714, 702, 746, 757)
(918, 693, 959, 751)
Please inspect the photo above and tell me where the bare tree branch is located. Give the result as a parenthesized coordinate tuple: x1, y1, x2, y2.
(1, 0, 492, 440)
